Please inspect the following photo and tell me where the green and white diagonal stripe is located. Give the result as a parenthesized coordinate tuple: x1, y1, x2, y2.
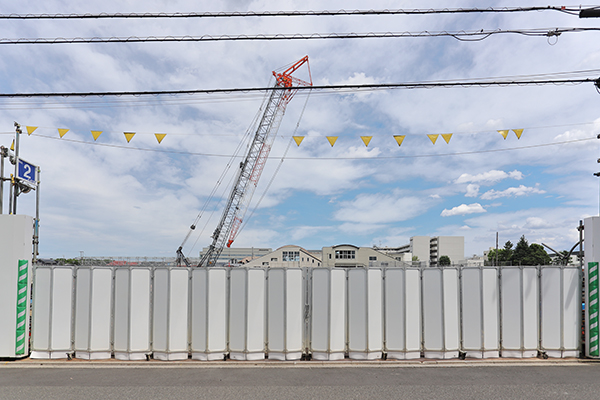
(15, 259, 28, 355)
(589, 262, 599, 357)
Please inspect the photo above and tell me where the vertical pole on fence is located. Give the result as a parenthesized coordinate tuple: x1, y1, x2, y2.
(479, 266, 485, 355)
(110, 267, 116, 356)
(441, 268, 447, 355)
(187, 267, 192, 356)
(458, 266, 464, 355)
(419, 267, 424, 355)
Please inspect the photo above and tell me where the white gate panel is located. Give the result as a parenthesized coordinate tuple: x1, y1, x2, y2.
(113, 268, 151, 360)
(311, 268, 346, 360)
(246, 269, 265, 360)
(75, 267, 113, 360)
(153, 268, 190, 360)
(481, 268, 499, 357)
(191, 268, 227, 361)
(229, 268, 266, 361)
(423, 268, 459, 359)
(501, 267, 538, 358)
(286, 269, 304, 360)
(541, 266, 581, 358)
(443, 269, 460, 358)
(31, 267, 51, 358)
(348, 269, 382, 360)
(384, 269, 405, 359)
(267, 268, 285, 359)
(461, 267, 499, 358)
(31, 267, 74, 359)
(267, 268, 304, 360)
(563, 267, 581, 358)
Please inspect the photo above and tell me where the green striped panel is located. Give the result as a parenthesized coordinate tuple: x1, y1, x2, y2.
(589, 262, 599, 357)
(15, 259, 28, 355)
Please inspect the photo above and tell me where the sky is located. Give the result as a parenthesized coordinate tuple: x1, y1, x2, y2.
(1, 1, 599, 259)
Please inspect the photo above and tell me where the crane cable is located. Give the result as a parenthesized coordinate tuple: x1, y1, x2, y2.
(237, 88, 313, 238)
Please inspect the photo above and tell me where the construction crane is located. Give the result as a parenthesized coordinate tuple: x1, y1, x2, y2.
(177, 56, 312, 267)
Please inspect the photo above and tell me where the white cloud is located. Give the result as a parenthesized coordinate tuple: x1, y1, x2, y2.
(441, 203, 487, 217)
(455, 170, 523, 185)
(334, 191, 432, 224)
(465, 184, 479, 198)
(480, 185, 546, 200)
(523, 217, 554, 230)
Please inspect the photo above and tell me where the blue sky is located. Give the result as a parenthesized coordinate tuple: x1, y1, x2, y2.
(1, 0, 599, 258)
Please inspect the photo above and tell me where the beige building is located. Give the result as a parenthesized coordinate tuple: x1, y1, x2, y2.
(322, 244, 399, 268)
(243, 245, 322, 268)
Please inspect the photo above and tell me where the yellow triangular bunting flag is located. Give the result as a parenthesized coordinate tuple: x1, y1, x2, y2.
(326, 136, 338, 147)
(498, 130, 509, 139)
(58, 128, 69, 138)
(361, 136, 372, 147)
(513, 129, 523, 139)
(26, 126, 37, 135)
(293, 136, 304, 146)
(393, 135, 405, 146)
(10, 140, 14, 151)
(124, 132, 136, 143)
(427, 134, 439, 144)
(441, 133, 453, 144)
(155, 133, 167, 144)
(91, 130, 102, 141)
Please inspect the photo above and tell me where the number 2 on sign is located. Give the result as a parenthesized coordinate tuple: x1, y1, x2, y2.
(23, 164, 32, 180)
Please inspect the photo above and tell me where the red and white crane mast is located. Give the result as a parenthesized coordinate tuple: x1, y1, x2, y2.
(191, 56, 311, 267)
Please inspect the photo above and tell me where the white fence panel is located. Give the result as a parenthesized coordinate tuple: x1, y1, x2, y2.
(75, 267, 113, 360)
(267, 268, 304, 360)
(423, 268, 460, 359)
(311, 268, 346, 360)
(113, 268, 151, 360)
(229, 268, 266, 360)
(31, 267, 74, 359)
(461, 267, 499, 358)
(191, 268, 228, 361)
(501, 267, 538, 358)
(384, 268, 422, 360)
(541, 266, 581, 358)
(153, 268, 189, 360)
(348, 268, 382, 360)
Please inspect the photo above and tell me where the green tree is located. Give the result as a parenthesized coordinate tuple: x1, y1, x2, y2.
(529, 243, 552, 265)
(508, 235, 551, 265)
(511, 235, 530, 265)
(439, 255, 451, 266)
(487, 240, 514, 265)
(412, 255, 419, 261)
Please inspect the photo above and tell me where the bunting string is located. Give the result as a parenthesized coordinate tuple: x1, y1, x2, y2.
(20, 124, 531, 147)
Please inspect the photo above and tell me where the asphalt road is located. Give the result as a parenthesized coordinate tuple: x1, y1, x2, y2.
(1, 363, 600, 399)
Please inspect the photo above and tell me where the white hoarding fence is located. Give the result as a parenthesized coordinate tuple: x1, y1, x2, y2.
(30, 264, 581, 361)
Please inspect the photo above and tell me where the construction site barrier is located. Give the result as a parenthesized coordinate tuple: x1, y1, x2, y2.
(29, 265, 581, 361)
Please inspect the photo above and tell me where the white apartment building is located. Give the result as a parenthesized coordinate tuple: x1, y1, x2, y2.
(380, 236, 465, 267)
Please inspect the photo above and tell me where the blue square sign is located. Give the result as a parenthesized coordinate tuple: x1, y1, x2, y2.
(16, 158, 37, 186)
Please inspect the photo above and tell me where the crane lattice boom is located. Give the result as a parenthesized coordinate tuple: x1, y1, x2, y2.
(198, 56, 311, 267)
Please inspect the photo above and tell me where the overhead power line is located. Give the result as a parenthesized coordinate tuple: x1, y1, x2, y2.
(0, 6, 587, 19)
(1, 77, 599, 98)
(1, 27, 598, 45)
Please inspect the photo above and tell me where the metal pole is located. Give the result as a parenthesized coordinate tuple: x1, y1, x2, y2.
(495, 232, 499, 267)
(8, 174, 13, 214)
(0, 145, 4, 214)
(33, 167, 40, 263)
(13, 122, 21, 214)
